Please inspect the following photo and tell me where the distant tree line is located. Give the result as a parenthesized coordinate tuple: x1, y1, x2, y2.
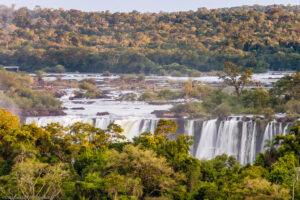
(0, 4, 299, 73)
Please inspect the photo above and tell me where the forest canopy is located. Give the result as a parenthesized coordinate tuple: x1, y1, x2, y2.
(0, 110, 299, 199)
(0, 4, 299, 73)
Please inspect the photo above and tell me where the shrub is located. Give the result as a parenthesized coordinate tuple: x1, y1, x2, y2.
(158, 69, 168, 76)
(170, 102, 207, 118)
(262, 107, 275, 120)
(138, 91, 157, 101)
(241, 88, 271, 113)
(53, 65, 66, 73)
(157, 89, 180, 100)
(103, 71, 111, 76)
(43, 65, 66, 73)
(137, 73, 145, 82)
(170, 70, 182, 77)
(284, 99, 300, 115)
(212, 103, 231, 118)
(120, 74, 137, 82)
(34, 70, 45, 82)
(79, 79, 97, 91)
(188, 70, 202, 77)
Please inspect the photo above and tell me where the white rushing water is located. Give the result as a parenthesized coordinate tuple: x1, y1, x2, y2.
(26, 116, 159, 140)
(25, 116, 290, 165)
(193, 118, 289, 164)
(43, 71, 290, 84)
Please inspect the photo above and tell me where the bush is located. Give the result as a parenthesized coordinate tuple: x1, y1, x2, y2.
(170, 70, 182, 77)
(120, 74, 137, 82)
(157, 89, 180, 100)
(117, 93, 138, 101)
(170, 102, 207, 118)
(0, 95, 16, 112)
(158, 69, 168, 76)
(53, 65, 66, 73)
(138, 91, 157, 101)
(84, 90, 102, 99)
(79, 82, 96, 91)
(79, 79, 97, 90)
(241, 88, 271, 113)
(137, 73, 145, 82)
(212, 103, 231, 118)
(74, 90, 102, 99)
(103, 71, 111, 76)
(284, 99, 300, 115)
(43, 65, 66, 73)
(34, 70, 45, 82)
(188, 70, 202, 77)
(262, 107, 275, 120)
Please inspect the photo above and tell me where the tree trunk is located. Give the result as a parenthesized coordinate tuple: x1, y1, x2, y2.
(235, 86, 241, 96)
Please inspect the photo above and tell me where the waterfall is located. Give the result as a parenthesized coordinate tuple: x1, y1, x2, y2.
(260, 121, 289, 152)
(195, 119, 218, 160)
(215, 119, 240, 157)
(193, 118, 290, 165)
(25, 116, 158, 140)
(249, 122, 257, 164)
(95, 118, 112, 129)
(239, 122, 248, 165)
(26, 116, 290, 164)
(184, 120, 195, 136)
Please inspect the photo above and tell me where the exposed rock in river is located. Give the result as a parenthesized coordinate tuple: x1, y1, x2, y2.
(96, 112, 110, 116)
(20, 109, 66, 117)
(71, 107, 85, 110)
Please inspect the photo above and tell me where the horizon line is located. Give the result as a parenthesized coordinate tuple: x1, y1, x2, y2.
(0, 3, 299, 14)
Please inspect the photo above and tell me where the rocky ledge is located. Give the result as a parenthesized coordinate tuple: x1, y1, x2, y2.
(20, 109, 66, 117)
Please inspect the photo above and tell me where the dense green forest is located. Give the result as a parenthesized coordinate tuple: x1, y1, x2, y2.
(0, 5, 299, 73)
(0, 110, 299, 199)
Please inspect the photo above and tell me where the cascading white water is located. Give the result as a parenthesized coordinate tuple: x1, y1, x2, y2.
(193, 118, 290, 165)
(95, 118, 112, 129)
(249, 122, 257, 164)
(195, 119, 218, 159)
(25, 116, 158, 140)
(215, 119, 240, 157)
(26, 116, 290, 164)
(261, 121, 275, 151)
(184, 120, 195, 136)
(239, 122, 248, 165)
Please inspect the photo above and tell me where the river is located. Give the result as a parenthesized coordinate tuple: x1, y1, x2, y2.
(26, 72, 292, 164)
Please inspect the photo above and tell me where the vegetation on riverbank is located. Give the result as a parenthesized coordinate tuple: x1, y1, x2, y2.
(73, 78, 102, 99)
(0, 70, 64, 116)
(0, 5, 299, 73)
(168, 69, 300, 119)
(0, 110, 299, 199)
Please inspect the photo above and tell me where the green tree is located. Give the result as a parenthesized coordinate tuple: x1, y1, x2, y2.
(220, 62, 253, 96)
(0, 160, 69, 200)
(53, 65, 66, 73)
(34, 70, 45, 82)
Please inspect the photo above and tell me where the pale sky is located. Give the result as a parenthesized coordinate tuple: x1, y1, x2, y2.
(0, 0, 299, 12)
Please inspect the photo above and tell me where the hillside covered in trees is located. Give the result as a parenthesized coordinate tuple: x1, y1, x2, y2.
(0, 4, 299, 73)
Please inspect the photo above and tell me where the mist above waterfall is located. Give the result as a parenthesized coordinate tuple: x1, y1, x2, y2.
(0, 94, 19, 117)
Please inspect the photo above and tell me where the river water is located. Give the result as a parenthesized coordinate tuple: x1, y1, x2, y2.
(26, 72, 291, 164)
